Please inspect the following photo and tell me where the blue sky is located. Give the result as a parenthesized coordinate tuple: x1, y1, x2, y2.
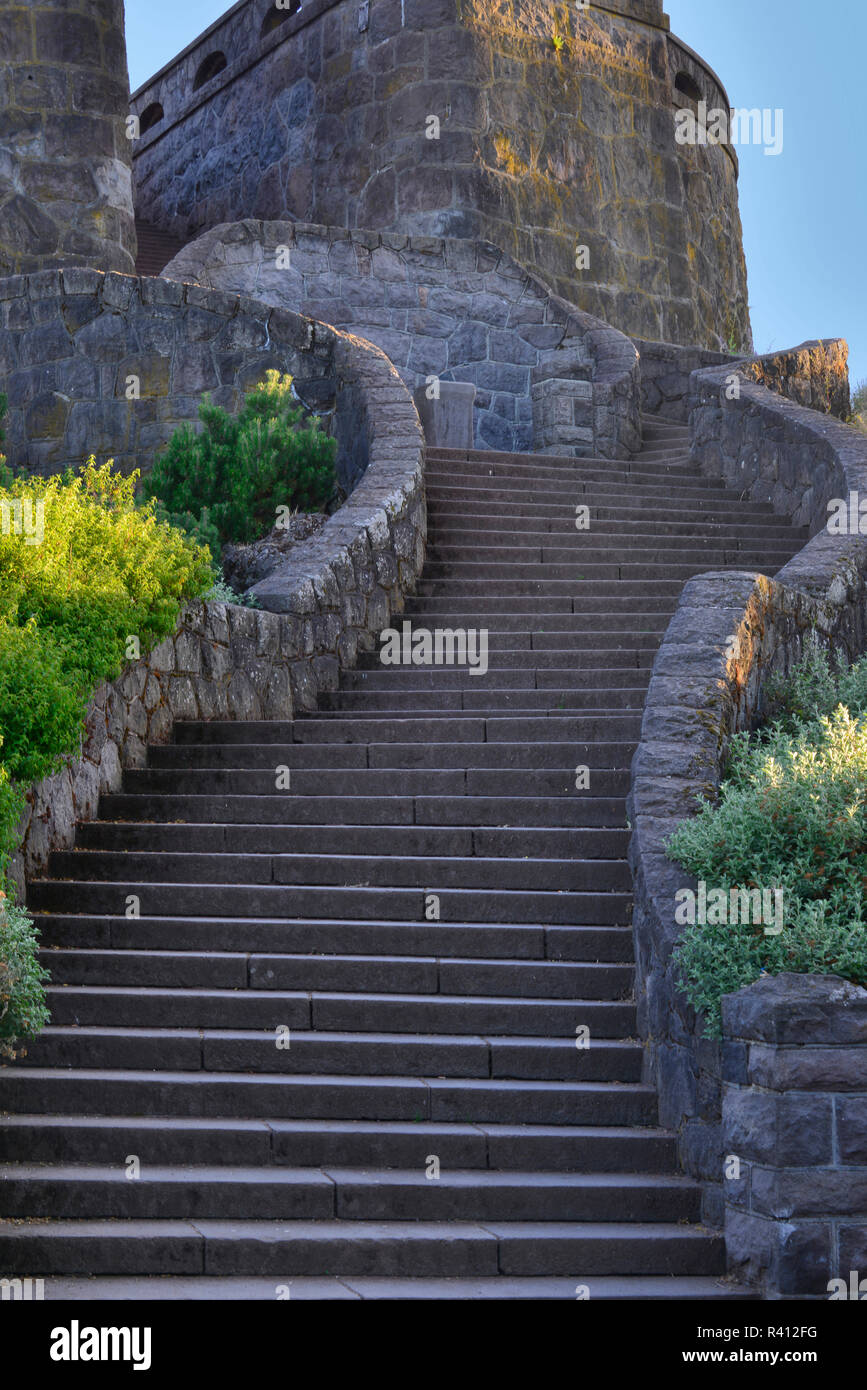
(124, 0, 866, 391)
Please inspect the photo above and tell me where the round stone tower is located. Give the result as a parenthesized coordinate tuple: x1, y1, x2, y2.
(0, 0, 137, 277)
(129, 0, 749, 351)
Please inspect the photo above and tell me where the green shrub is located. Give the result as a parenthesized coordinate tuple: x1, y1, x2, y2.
(205, 572, 261, 608)
(0, 458, 213, 1054)
(144, 371, 338, 550)
(666, 644, 867, 1035)
(0, 898, 50, 1060)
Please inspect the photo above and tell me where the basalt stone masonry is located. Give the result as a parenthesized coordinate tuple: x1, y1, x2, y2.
(130, 0, 750, 350)
(0, 266, 422, 492)
(8, 307, 426, 890)
(0, 0, 136, 277)
(722, 974, 867, 1299)
(627, 339, 867, 1294)
(162, 220, 641, 457)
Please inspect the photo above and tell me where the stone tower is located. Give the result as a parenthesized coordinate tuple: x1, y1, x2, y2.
(129, 0, 750, 350)
(0, 0, 136, 276)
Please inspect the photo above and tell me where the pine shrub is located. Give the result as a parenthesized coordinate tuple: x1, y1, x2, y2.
(144, 371, 338, 551)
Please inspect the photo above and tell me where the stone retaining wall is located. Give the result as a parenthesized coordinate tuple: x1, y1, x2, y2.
(722, 973, 867, 1299)
(163, 221, 641, 457)
(633, 337, 739, 422)
(0, 268, 368, 483)
(6, 280, 426, 896)
(627, 340, 867, 1287)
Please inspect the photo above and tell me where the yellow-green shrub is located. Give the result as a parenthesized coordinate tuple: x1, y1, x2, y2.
(0, 457, 213, 1053)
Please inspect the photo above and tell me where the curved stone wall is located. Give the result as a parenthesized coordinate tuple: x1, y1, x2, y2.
(129, 0, 749, 349)
(0, 267, 416, 492)
(7, 291, 426, 891)
(0, 0, 136, 277)
(162, 220, 641, 457)
(627, 339, 867, 1259)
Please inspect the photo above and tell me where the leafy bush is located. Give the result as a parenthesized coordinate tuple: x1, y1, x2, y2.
(666, 643, 867, 1035)
(205, 571, 261, 608)
(0, 898, 50, 1059)
(762, 635, 867, 731)
(144, 371, 338, 551)
(0, 458, 213, 1054)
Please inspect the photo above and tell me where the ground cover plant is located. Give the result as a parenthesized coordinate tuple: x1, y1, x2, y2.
(666, 639, 867, 1034)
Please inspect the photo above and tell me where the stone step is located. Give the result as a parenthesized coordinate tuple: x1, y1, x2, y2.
(316, 688, 649, 712)
(39, 950, 633, 996)
(424, 475, 757, 502)
(146, 740, 638, 770)
(427, 447, 691, 469)
(16, 1027, 640, 1080)
(346, 659, 654, 680)
(429, 514, 808, 538)
(114, 766, 634, 797)
(415, 579, 686, 597)
(30, 1274, 752, 1300)
(402, 599, 676, 617)
(426, 445, 689, 465)
(426, 535, 799, 562)
(0, 1115, 677, 1172)
(426, 493, 779, 520)
(28, 881, 632, 925)
(0, 1218, 724, 1278)
(424, 462, 707, 487)
(75, 820, 631, 856)
(34, 917, 626, 962)
(43, 986, 636, 1033)
(0, 1164, 700, 1223)
(353, 646, 654, 670)
(95, 794, 632, 828)
(355, 630, 666, 652)
(46, 850, 632, 892)
(0, 1069, 661, 1125)
(400, 608, 674, 629)
(167, 714, 645, 743)
(419, 560, 782, 582)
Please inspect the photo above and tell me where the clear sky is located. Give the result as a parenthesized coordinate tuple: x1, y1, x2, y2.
(124, 0, 866, 392)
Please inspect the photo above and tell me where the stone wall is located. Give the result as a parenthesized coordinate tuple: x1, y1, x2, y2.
(722, 973, 867, 1299)
(0, 0, 136, 277)
(689, 339, 858, 539)
(633, 337, 739, 423)
(129, 0, 749, 350)
(627, 343, 867, 1245)
(162, 220, 641, 457)
(12, 350, 425, 896)
(741, 339, 851, 421)
(0, 268, 410, 488)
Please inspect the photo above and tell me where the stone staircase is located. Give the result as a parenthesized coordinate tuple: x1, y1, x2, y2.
(0, 415, 808, 1299)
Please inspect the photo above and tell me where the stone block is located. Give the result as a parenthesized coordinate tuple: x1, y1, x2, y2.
(413, 380, 475, 449)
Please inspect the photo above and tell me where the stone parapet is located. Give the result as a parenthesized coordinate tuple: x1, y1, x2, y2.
(6, 277, 426, 896)
(163, 221, 641, 458)
(627, 338, 867, 1255)
(722, 973, 867, 1299)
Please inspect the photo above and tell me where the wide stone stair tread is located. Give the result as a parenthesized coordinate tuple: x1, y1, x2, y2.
(32, 1274, 756, 1300)
(1, 423, 806, 1294)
